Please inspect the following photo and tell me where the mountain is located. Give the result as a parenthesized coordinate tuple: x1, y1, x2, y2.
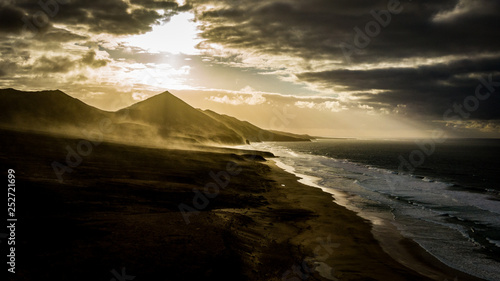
(116, 92, 244, 144)
(0, 88, 311, 145)
(0, 88, 112, 132)
(203, 110, 312, 142)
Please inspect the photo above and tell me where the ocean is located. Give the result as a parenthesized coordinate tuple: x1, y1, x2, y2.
(249, 139, 500, 281)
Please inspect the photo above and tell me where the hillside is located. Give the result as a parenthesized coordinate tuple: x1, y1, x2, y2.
(0, 88, 311, 145)
(203, 110, 311, 142)
(116, 92, 245, 144)
(0, 88, 112, 131)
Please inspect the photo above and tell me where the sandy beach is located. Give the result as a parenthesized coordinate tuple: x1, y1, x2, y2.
(1, 129, 484, 280)
(262, 161, 484, 281)
(2, 0, 499, 278)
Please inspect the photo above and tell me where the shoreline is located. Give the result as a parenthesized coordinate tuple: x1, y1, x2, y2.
(261, 160, 427, 280)
(0, 129, 487, 280)
(265, 159, 485, 280)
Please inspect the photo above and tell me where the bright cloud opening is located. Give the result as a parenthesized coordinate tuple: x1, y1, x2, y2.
(124, 12, 201, 55)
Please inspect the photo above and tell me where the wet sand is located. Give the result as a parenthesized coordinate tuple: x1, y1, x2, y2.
(264, 161, 484, 281)
(0, 129, 483, 280)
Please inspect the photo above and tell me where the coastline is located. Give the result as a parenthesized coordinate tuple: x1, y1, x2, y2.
(265, 159, 485, 281)
(0, 129, 485, 280)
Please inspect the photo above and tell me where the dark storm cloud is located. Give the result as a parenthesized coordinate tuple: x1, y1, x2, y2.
(0, 0, 183, 77)
(2, 0, 499, 124)
(0, 5, 26, 33)
(36, 28, 88, 42)
(131, 0, 181, 10)
(7, 0, 182, 35)
(299, 57, 500, 92)
(298, 56, 500, 120)
(196, 0, 500, 61)
(193, 0, 500, 120)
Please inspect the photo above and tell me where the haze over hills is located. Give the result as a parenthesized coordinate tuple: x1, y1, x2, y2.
(203, 110, 311, 142)
(0, 88, 312, 145)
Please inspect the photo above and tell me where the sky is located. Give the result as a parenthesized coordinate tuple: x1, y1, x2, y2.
(1, 0, 499, 138)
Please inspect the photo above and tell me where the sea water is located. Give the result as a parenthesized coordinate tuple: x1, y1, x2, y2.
(249, 139, 500, 281)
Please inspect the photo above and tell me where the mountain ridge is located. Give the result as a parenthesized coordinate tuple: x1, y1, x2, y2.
(0, 88, 312, 145)
(0, 88, 112, 130)
(203, 109, 311, 142)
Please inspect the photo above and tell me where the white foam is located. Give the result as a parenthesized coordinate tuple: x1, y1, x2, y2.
(252, 142, 500, 281)
(487, 238, 500, 248)
(275, 160, 321, 188)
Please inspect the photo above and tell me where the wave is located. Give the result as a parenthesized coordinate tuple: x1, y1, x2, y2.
(251, 142, 500, 281)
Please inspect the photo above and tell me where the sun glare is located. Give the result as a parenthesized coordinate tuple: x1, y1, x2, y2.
(124, 12, 201, 55)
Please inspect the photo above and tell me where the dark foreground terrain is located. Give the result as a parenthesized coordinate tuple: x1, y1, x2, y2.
(1, 129, 282, 280)
(1, 129, 479, 281)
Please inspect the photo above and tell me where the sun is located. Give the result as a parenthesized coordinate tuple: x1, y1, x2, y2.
(124, 12, 201, 55)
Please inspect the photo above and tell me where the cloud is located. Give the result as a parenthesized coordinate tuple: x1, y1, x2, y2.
(0, 5, 27, 33)
(432, 0, 497, 22)
(294, 101, 315, 109)
(295, 100, 345, 112)
(1, 0, 500, 137)
(0, 59, 17, 77)
(31, 50, 109, 73)
(445, 120, 500, 132)
(79, 50, 109, 68)
(208, 92, 267, 105)
(32, 55, 74, 73)
(36, 28, 88, 42)
(10, 0, 183, 35)
(297, 56, 500, 120)
(190, 0, 500, 125)
(130, 0, 183, 10)
(173, 89, 436, 138)
(194, 0, 500, 64)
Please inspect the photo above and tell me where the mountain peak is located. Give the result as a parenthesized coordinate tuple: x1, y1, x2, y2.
(0, 88, 110, 131)
(0, 88, 311, 145)
(118, 91, 245, 144)
(127, 91, 188, 109)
